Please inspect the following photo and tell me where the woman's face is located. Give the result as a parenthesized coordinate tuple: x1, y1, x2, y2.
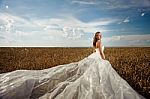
(96, 33, 102, 39)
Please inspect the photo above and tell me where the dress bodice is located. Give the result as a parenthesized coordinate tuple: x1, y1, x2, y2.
(95, 45, 104, 53)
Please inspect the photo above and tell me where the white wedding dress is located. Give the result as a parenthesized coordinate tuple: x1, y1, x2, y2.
(0, 46, 146, 99)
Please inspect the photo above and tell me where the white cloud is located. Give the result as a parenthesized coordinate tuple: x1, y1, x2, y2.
(108, 0, 150, 9)
(0, 13, 15, 33)
(43, 24, 60, 31)
(0, 12, 121, 47)
(103, 35, 124, 42)
(15, 30, 33, 36)
(0, 13, 26, 24)
(141, 13, 145, 16)
(117, 22, 122, 24)
(72, 0, 97, 5)
(37, 15, 118, 28)
(103, 34, 150, 42)
(6, 5, 9, 9)
(71, 0, 150, 10)
(85, 18, 119, 26)
(0, 34, 16, 45)
(63, 27, 84, 39)
(0, 12, 40, 33)
(0, 13, 44, 46)
(2, 12, 148, 47)
(33, 15, 118, 39)
(131, 0, 150, 8)
(123, 17, 130, 23)
(117, 17, 130, 24)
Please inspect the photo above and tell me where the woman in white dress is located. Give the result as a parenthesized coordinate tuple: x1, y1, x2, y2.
(92, 31, 105, 60)
(0, 32, 146, 99)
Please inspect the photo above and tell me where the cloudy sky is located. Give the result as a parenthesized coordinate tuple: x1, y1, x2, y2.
(0, 0, 150, 47)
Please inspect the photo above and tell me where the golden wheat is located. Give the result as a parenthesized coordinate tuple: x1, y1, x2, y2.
(0, 47, 149, 98)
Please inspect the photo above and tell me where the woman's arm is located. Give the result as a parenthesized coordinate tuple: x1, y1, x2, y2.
(96, 41, 105, 60)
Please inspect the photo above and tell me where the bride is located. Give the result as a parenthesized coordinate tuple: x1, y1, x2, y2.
(0, 32, 146, 99)
(90, 31, 105, 60)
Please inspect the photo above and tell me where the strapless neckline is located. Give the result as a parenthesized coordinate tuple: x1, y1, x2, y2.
(95, 45, 104, 52)
(95, 45, 104, 49)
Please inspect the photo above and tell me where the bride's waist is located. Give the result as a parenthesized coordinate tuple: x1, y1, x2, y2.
(95, 51, 100, 54)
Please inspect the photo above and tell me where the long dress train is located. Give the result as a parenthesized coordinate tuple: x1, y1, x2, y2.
(0, 46, 146, 99)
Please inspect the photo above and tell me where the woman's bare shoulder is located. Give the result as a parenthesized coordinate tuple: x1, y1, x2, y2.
(96, 40, 102, 44)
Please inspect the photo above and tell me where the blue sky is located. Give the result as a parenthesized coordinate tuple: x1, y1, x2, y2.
(0, 0, 150, 47)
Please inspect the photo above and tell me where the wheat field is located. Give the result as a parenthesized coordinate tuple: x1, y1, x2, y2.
(0, 47, 149, 98)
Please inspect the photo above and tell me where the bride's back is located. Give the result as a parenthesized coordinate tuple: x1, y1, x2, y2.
(94, 40, 104, 53)
(95, 45, 104, 53)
